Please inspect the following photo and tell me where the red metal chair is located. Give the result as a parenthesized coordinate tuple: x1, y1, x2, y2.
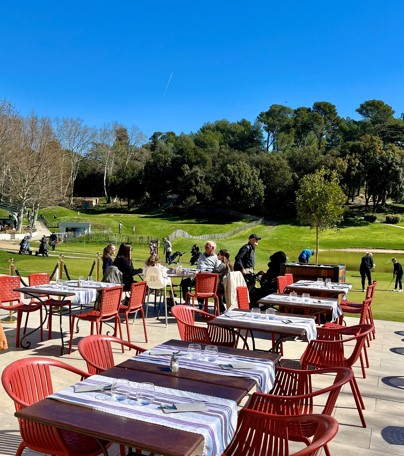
(78, 334, 146, 375)
(324, 299, 372, 378)
(222, 409, 338, 456)
(277, 275, 288, 294)
(0, 274, 24, 313)
(1, 357, 110, 456)
(340, 281, 376, 339)
(300, 323, 374, 427)
(24, 272, 73, 340)
(171, 305, 237, 347)
(246, 367, 352, 456)
(186, 273, 220, 315)
(0, 275, 40, 348)
(119, 281, 148, 343)
(68, 285, 123, 354)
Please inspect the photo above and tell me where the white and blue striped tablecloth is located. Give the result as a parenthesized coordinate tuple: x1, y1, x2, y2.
(50, 374, 238, 456)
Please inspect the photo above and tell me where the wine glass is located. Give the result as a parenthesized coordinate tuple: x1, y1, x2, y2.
(265, 308, 276, 319)
(302, 293, 310, 302)
(251, 308, 261, 319)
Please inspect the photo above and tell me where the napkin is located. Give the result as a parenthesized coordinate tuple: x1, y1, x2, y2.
(160, 403, 208, 413)
(148, 350, 173, 356)
(73, 383, 112, 393)
(219, 362, 257, 370)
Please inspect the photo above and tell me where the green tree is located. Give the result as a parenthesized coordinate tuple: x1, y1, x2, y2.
(356, 99, 395, 126)
(257, 104, 293, 151)
(296, 169, 346, 264)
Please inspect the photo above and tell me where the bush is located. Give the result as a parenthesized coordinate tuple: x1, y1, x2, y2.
(386, 215, 400, 224)
(364, 214, 377, 223)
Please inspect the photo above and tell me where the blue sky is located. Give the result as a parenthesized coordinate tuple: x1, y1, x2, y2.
(1, 1, 403, 139)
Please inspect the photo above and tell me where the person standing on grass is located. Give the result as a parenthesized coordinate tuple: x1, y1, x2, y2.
(298, 248, 314, 264)
(163, 237, 172, 264)
(359, 252, 374, 292)
(392, 258, 403, 292)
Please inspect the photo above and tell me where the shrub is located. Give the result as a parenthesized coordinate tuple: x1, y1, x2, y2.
(386, 215, 400, 224)
(364, 213, 377, 223)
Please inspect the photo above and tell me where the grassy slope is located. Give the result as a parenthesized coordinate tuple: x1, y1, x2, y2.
(1, 207, 403, 322)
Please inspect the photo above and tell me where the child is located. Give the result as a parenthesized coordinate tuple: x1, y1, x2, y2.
(392, 258, 403, 292)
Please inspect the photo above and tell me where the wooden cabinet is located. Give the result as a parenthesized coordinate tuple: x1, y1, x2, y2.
(281, 263, 346, 283)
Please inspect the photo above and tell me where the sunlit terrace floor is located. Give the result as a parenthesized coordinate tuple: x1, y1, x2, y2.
(0, 299, 403, 456)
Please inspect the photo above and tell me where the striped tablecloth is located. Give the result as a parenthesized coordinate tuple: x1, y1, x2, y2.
(218, 310, 317, 342)
(50, 374, 237, 456)
(136, 343, 275, 393)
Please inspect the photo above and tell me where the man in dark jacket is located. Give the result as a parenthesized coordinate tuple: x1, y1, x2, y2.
(234, 234, 261, 291)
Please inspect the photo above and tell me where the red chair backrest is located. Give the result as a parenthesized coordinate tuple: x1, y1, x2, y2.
(170, 305, 211, 344)
(195, 273, 218, 294)
(28, 273, 50, 286)
(301, 324, 374, 370)
(277, 275, 287, 294)
(223, 409, 338, 456)
(0, 275, 21, 304)
(284, 273, 294, 286)
(127, 281, 147, 312)
(236, 286, 250, 310)
(78, 334, 146, 375)
(98, 285, 123, 318)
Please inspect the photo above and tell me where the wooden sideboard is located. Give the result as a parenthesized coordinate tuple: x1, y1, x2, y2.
(281, 263, 346, 283)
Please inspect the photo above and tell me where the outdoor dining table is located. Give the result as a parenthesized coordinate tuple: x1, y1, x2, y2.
(167, 268, 196, 302)
(14, 338, 275, 456)
(257, 292, 343, 322)
(14, 281, 119, 354)
(284, 280, 352, 302)
(208, 309, 317, 353)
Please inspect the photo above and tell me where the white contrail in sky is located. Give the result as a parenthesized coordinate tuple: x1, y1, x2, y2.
(162, 72, 174, 98)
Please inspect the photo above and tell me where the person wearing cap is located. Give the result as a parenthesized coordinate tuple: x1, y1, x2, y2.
(298, 248, 315, 264)
(234, 234, 261, 291)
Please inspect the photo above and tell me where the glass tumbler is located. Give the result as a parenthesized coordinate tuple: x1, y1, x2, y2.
(136, 382, 155, 405)
(187, 343, 201, 361)
(205, 345, 219, 362)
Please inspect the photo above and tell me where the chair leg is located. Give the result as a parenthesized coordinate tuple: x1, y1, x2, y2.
(68, 315, 76, 354)
(125, 314, 131, 344)
(139, 308, 148, 343)
(349, 377, 367, 427)
(15, 310, 22, 348)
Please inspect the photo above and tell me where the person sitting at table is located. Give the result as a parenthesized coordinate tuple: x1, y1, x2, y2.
(217, 249, 233, 312)
(181, 240, 221, 304)
(113, 243, 142, 292)
(144, 253, 170, 281)
(102, 243, 116, 274)
(250, 251, 287, 307)
(298, 248, 314, 264)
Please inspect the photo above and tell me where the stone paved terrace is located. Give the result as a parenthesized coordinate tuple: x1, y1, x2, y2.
(0, 299, 403, 456)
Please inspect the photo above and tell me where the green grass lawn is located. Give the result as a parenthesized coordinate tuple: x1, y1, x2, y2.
(2, 207, 404, 323)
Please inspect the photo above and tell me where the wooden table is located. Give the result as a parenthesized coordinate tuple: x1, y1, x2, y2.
(15, 339, 272, 456)
(208, 310, 316, 353)
(257, 293, 342, 322)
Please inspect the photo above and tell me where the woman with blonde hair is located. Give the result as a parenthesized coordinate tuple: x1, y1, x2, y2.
(102, 244, 116, 274)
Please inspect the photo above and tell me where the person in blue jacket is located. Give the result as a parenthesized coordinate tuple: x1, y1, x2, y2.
(298, 249, 314, 264)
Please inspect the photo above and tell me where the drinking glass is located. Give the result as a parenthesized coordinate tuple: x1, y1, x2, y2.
(317, 278, 324, 286)
(136, 382, 155, 405)
(187, 343, 201, 361)
(87, 275, 93, 283)
(325, 278, 331, 287)
(205, 345, 219, 362)
(111, 379, 130, 403)
(290, 291, 297, 300)
(251, 307, 261, 319)
(78, 276, 85, 287)
(302, 293, 310, 302)
(265, 308, 276, 319)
